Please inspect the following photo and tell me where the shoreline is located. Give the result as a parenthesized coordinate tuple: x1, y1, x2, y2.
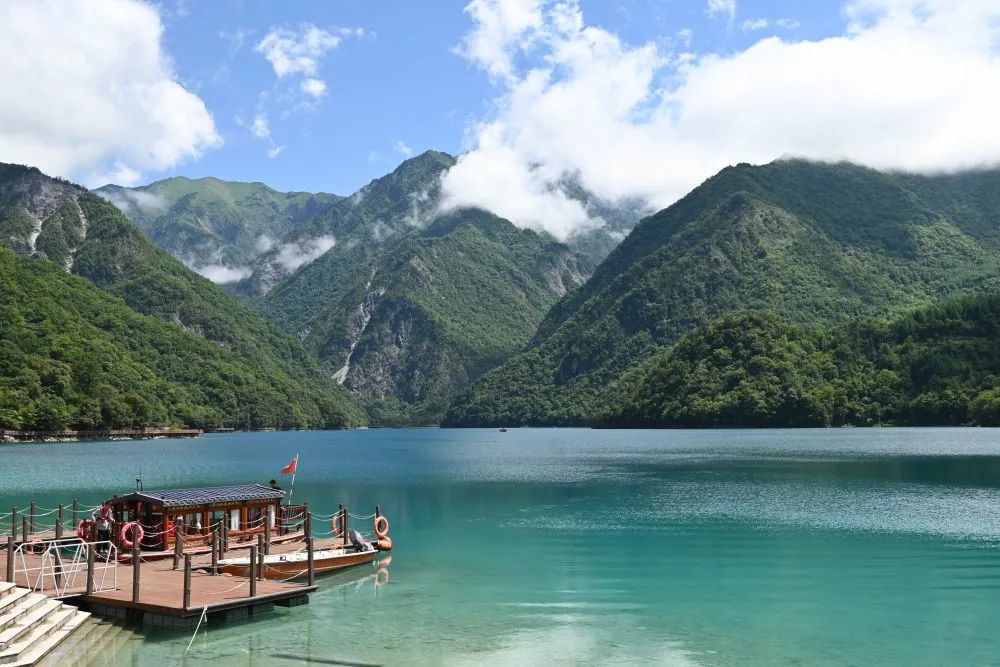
(0, 428, 203, 443)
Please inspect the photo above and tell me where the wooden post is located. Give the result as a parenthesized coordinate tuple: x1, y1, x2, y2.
(338, 504, 343, 546)
(343, 506, 349, 545)
(306, 511, 315, 585)
(249, 545, 257, 597)
(72, 499, 78, 526)
(211, 528, 218, 575)
(183, 554, 192, 611)
(29, 502, 35, 537)
(221, 519, 229, 554)
(264, 510, 272, 555)
(173, 521, 184, 570)
(9, 507, 15, 541)
(56, 504, 64, 540)
(53, 548, 63, 589)
(85, 545, 95, 595)
(5, 536, 13, 582)
(131, 543, 140, 603)
(256, 534, 265, 579)
(22, 516, 28, 542)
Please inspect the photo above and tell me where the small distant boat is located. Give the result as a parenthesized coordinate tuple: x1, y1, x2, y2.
(499, 427, 508, 432)
(218, 546, 377, 579)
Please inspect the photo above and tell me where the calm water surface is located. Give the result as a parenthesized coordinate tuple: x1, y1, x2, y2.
(2, 428, 1000, 665)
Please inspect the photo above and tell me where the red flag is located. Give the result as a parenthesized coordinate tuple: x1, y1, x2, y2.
(280, 456, 297, 474)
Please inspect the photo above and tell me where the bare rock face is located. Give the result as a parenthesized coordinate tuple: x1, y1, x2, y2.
(0, 166, 89, 268)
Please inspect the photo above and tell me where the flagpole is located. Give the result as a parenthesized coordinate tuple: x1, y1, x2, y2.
(288, 453, 299, 502)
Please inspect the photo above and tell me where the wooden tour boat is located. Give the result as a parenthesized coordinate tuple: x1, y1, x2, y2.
(218, 545, 378, 579)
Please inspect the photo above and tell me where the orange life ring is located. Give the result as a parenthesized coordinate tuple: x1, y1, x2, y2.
(120, 521, 144, 550)
(376, 537, 393, 552)
(374, 515, 389, 539)
(332, 513, 343, 537)
(77, 519, 94, 540)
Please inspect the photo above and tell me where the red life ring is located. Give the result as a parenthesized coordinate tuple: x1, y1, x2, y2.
(120, 521, 144, 550)
(77, 519, 94, 540)
(374, 515, 389, 539)
(332, 513, 343, 537)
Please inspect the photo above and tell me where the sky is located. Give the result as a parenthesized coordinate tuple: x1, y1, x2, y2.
(2, 0, 1000, 240)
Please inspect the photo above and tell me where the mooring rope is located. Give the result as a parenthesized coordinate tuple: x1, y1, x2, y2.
(185, 606, 209, 654)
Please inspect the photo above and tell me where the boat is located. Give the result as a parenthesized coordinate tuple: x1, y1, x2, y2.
(217, 546, 378, 579)
(499, 427, 508, 432)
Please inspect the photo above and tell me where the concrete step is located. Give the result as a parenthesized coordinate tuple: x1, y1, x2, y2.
(0, 591, 31, 618)
(0, 585, 14, 600)
(0, 607, 75, 663)
(54, 620, 132, 667)
(0, 595, 47, 633)
(7, 610, 90, 667)
(0, 600, 64, 650)
(35, 616, 102, 667)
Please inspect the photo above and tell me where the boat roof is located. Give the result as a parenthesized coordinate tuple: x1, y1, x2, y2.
(106, 484, 285, 509)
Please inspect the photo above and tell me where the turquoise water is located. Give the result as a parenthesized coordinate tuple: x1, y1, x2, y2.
(2, 428, 1000, 665)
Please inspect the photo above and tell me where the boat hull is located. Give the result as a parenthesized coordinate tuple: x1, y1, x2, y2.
(219, 549, 377, 580)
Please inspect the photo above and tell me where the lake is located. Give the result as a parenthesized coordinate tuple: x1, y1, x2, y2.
(2, 428, 999, 665)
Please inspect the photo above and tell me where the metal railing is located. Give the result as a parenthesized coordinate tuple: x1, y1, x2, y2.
(13, 538, 118, 598)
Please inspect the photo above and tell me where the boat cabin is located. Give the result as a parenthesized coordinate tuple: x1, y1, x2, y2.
(103, 484, 303, 551)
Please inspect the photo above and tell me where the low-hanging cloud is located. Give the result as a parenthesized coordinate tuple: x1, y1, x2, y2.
(271, 235, 337, 271)
(194, 264, 253, 284)
(0, 0, 220, 186)
(98, 188, 169, 215)
(440, 0, 1000, 241)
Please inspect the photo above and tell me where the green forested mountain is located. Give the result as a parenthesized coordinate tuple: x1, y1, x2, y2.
(603, 293, 1000, 427)
(0, 163, 364, 430)
(256, 152, 589, 424)
(95, 177, 337, 279)
(445, 160, 1000, 426)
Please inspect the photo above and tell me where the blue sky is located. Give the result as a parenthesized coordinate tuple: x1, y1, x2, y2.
(3, 0, 999, 239)
(158, 0, 844, 195)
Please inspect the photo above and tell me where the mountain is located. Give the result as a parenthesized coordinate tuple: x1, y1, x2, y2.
(94, 177, 338, 281)
(255, 152, 589, 424)
(603, 292, 1000, 427)
(445, 160, 1000, 426)
(0, 163, 364, 430)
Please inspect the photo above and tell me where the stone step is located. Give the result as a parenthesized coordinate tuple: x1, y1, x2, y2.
(0, 591, 29, 618)
(6, 610, 90, 667)
(0, 595, 47, 633)
(0, 607, 75, 664)
(0, 585, 14, 600)
(0, 600, 64, 650)
(35, 616, 102, 667)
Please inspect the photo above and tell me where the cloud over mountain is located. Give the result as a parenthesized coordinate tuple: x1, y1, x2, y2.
(0, 0, 220, 186)
(442, 0, 1000, 239)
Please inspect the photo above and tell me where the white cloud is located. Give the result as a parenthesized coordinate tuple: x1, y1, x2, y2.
(775, 18, 800, 29)
(255, 23, 359, 106)
(394, 140, 413, 157)
(194, 264, 252, 284)
(98, 187, 168, 214)
(706, 0, 736, 21)
(250, 112, 271, 139)
(742, 18, 769, 31)
(456, 0, 544, 80)
(255, 24, 342, 78)
(441, 0, 1000, 240)
(676, 28, 693, 48)
(0, 0, 220, 186)
(273, 235, 337, 271)
(266, 144, 285, 159)
(300, 77, 327, 98)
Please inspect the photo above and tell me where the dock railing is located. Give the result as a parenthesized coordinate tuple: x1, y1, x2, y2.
(13, 538, 118, 598)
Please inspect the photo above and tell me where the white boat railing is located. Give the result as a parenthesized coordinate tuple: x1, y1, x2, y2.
(13, 538, 118, 598)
